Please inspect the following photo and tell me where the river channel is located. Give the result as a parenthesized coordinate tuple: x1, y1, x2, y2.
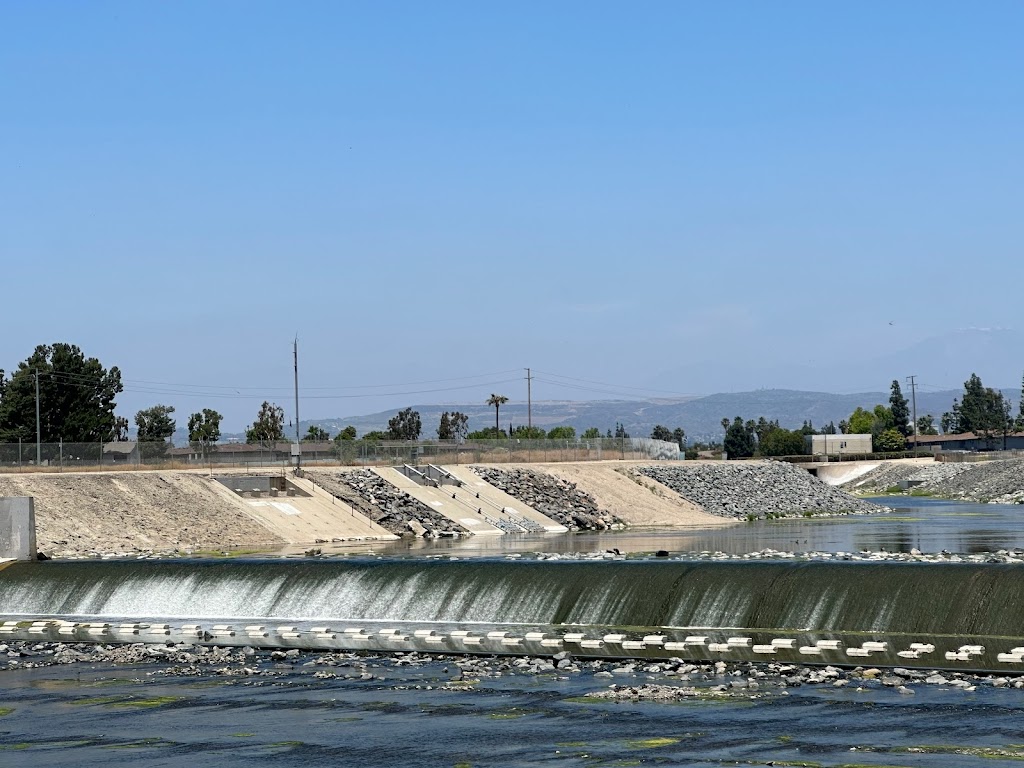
(3, 498, 1024, 767)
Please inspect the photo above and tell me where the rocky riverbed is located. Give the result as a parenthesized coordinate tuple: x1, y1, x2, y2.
(0, 640, 1015, 696)
(637, 462, 883, 519)
(845, 458, 1024, 504)
(470, 467, 620, 530)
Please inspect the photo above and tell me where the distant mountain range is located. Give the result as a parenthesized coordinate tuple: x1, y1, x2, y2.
(278, 386, 999, 443)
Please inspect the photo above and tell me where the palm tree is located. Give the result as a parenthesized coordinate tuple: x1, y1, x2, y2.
(487, 393, 509, 437)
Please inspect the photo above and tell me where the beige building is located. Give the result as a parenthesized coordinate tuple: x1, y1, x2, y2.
(805, 433, 872, 456)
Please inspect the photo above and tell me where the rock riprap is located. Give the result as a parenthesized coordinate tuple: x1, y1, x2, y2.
(305, 469, 468, 536)
(637, 462, 882, 519)
(470, 467, 618, 530)
(846, 459, 1024, 504)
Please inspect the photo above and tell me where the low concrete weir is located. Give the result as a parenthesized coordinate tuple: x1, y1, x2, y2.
(2, 558, 1024, 673)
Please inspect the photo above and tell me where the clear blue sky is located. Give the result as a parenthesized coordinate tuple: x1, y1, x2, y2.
(2, 2, 1022, 432)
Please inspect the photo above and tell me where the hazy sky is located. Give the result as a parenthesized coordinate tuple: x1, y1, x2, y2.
(3, 2, 1022, 431)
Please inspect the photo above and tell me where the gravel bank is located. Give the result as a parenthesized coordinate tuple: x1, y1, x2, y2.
(845, 459, 1024, 504)
(637, 462, 883, 519)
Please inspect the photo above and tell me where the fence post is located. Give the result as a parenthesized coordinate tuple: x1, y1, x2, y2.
(59, 438, 63, 471)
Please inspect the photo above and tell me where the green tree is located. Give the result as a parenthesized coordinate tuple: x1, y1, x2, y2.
(333, 425, 358, 441)
(547, 426, 576, 440)
(847, 407, 875, 434)
(187, 409, 222, 458)
(449, 411, 469, 442)
(113, 416, 130, 441)
(614, 422, 629, 438)
(758, 427, 806, 457)
(468, 427, 504, 439)
(246, 401, 285, 444)
(136, 404, 176, 458)
(304, 425, 330, 442)
(362, 430, 388, 441)
(1017, 371, 1024, 431)
(916, 415, 938, 436)
(0, 343, 123, 443)
(650, 425, 673, 441)
(724, 416, 755, 459)
(582, 427, 601, 439)
(955, 373, 1010, 447)
(941, 400, 961, 434)
(512, 425, 546, 439)
(437, 412, 452, 440)
(875, 428, 907, 453)
(487, 394, 509, 438)
(889, 379, 911, 437)
(671, 427, 686, 450)
(387, 407, 422, 440)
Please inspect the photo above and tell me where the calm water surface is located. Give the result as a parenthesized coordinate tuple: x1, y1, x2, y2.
(279, 498, 1024, 558)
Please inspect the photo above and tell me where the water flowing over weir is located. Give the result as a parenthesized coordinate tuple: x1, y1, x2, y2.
(2, 558, 1024, 673)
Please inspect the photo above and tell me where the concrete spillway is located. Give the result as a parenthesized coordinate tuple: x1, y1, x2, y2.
(1, 559, 1023, 673)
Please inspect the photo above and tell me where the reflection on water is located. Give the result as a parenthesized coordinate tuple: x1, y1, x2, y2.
(274, 498, 1024, 558)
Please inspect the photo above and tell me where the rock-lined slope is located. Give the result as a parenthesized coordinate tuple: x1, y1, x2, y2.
(470, 467, 618, 530)
(637, 463, 883, 519)
(845, 459, 1024, 504)
(305, 469, 469, 536)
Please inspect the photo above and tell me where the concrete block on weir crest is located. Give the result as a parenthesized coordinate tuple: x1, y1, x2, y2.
(620, 640, 646, 651)
(562, 633, 586, 642)
(708, 643, 730, 653)
(524, 632, 546, 642)
(799, 646, 823, 655)
(449, 630, 472, 638)
(771, 639, 795, 649)
(815, 640, 842, 650)
(897, 650, 920, 659)
(501, 637, 523, 646)
(846, 648, 871, 657)
(642, 635, 666, 646)
(998, 653, 1024, 663)
(540, 639, 563, 647)
(752, 645, 777, 654)
(663, 642, 687, 651)
(910, 643, 935, 653)
(423, 636, 445, 644)
(579, 639, 603, 649)
(683, 636, 707, 645)
(959, 645, 984, 655)
(414, 629, 436, 637)
(726, 637, 750, 647)
(862, 641, 888, 652)
(486, 631, 509, 639)
(602, 634, 626, 644)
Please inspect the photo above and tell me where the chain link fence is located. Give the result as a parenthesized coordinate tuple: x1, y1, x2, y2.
(0, 438, 682, 472)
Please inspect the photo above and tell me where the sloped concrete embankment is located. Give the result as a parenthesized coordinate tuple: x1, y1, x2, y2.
(637, 462, 884, 520)
(0, 472, 285, 556)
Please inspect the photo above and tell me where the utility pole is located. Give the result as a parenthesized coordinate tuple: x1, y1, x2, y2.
(525, 368, 533, 429)
(294, 336, 301, 470)
(34, 368, 41, 466)
(906, 374, 918, 451)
